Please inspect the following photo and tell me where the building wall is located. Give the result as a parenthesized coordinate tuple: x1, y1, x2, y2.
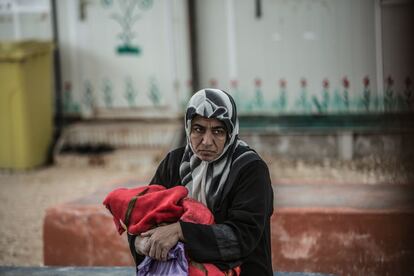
(56, 0, 192, 118)
(196, 0, 413, 115)
(0, 0, 412, 118)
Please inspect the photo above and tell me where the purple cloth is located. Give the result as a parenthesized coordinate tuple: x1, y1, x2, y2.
(137, 242, 188, 276)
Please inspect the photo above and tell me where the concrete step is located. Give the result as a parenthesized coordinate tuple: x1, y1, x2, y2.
(43, 180, 414, 276)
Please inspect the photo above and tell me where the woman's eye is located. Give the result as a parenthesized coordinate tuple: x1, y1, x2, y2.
(213, 129, 225, 136)
(193, 127, 203, 133)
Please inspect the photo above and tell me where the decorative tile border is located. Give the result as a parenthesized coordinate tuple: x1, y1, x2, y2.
(62, 76, 413, 116)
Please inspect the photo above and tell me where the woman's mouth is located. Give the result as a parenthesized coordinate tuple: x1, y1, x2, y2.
(197, 150, 216, 159)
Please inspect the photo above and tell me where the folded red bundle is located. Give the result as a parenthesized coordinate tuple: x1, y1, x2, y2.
(181, 197, 215, 225)
(103, 184, 188, 234)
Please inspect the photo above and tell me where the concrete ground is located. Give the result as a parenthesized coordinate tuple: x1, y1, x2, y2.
(0, 148, 412, 267)
(0, 266, 335, 276)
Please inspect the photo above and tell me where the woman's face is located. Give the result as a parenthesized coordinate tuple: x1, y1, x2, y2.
(190, 116, 227, 161)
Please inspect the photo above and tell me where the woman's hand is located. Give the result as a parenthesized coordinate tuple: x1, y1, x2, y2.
(140, 222, 184, 261)
(134, 235, 150, 256)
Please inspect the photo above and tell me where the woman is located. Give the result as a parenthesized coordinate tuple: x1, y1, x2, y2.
(129, 88, 274, 275)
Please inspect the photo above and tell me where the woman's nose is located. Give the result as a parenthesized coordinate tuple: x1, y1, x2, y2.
(201, 131, 214, 145)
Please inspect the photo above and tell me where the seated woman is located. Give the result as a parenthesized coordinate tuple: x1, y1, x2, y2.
(130, 88, 274, 275)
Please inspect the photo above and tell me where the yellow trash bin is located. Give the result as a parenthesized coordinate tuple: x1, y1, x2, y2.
(0, 40, 54, 170)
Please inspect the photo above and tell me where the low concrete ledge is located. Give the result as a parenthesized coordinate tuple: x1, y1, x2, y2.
(43, 182, 414, 276)
(44, 204, 133, 266)
(272, 208, 414, 276)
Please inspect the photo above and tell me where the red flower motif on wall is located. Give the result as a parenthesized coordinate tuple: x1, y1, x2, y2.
(279, 78, 286, 89)
(209, 78, 218, 87)
(187, 79, 193, 88)
(230, 79, 238, 88)
(300, 78, 307, 88)
(363, 76, 370, 88)
(322, 78, 329, 89)
(342, 76, 350, 89)
(255, 78, 262, 88)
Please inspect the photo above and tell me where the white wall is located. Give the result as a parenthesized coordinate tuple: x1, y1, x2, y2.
(2, 0, 411, 117)
(197, 0, 382, 114)
(57, 0, 191, 118)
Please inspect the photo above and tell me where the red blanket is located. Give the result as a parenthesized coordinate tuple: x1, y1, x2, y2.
(103, 184, 240, 276)
(103, 185, 187, 234)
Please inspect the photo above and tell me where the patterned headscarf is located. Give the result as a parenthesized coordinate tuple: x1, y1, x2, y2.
(179, 88, 256, 210)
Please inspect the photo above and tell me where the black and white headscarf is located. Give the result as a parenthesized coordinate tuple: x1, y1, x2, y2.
(179, 88, 258, 210)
